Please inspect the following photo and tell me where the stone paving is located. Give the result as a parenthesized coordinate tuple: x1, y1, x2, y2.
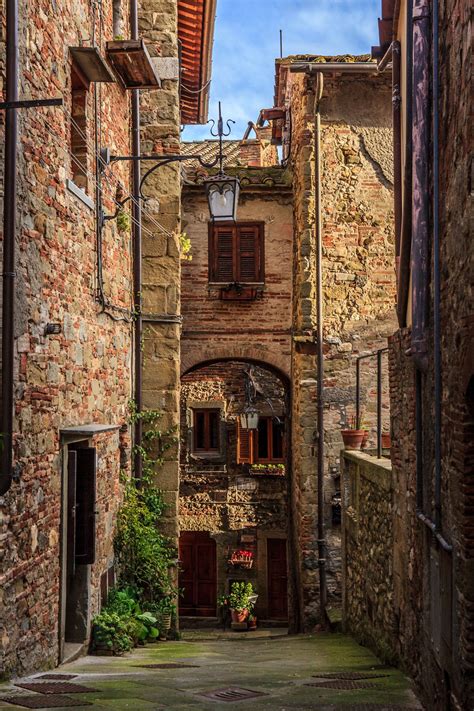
(0, 630, 422, 710)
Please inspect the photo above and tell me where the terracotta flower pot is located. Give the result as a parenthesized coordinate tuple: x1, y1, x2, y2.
(231, 609, 248, 624)
(341, 429, 366, 450)
(360, 430, 369, 449)
(382, 433, 391, 449)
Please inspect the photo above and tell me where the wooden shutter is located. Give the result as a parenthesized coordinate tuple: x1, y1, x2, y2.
(237, 224, 261, 282)
(75, 447, 97, 565)
(67, 450, 77, 579)
(211, 225, 235, 282)
(237, 421, 254, 464)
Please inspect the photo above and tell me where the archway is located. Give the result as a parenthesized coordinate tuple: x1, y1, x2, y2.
(178, 359, 295, 629)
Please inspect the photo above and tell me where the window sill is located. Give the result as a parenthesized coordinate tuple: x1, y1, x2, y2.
(190, 452, 226, 464)
(67, 179, 95, 210)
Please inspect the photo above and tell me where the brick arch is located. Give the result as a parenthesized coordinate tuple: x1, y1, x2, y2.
(181, 345, 290, 383)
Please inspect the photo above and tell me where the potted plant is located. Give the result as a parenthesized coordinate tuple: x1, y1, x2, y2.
(154, 597, 176, 639)
(228, 581, 255, 624)
(247, 613, 257, 630)
(91, 611, 133, 655)
(341, 415, 366, 450)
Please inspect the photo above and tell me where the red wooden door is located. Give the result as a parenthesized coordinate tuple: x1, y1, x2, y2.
(267, 538, 288, 620)
(179, 532, 217, 616)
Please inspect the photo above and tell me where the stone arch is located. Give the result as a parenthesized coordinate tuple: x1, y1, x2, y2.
(181, 344, 291, 383)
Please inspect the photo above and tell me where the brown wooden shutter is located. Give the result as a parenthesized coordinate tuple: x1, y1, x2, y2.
(237, 421, 254, 464)
(75, 447, 97, 565)
(237, 224, 262, 282)
(67, 450, 77, 579)
(212, 225, 235, 282)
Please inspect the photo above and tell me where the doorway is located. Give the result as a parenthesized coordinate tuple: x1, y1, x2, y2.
(61, 441, 97, 658)
(267, 538, 288, 620)
(179, 531, 217, 616)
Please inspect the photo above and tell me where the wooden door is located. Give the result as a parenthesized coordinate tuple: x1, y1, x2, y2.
(179, 532, 216, 616)
(267, 538, 288, 620)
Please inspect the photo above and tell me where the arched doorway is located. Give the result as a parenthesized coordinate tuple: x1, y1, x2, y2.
(178, 360, 292, 625)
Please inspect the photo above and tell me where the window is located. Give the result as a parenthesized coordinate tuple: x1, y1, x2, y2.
(237, 417, 285, 464)
(70, 62, 90, 190)
(112, 0, 122, 37)
(209, 222, 264, 284)
(193, 409, 220, 452)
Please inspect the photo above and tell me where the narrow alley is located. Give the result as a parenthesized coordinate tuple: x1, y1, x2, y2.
(0, 631, 420, 710)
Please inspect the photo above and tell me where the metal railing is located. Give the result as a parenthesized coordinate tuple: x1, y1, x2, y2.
(355, 347, 389, 459)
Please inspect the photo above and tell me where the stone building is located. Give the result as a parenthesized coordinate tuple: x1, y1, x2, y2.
(342, 1, 473, 709)
(0, 0, 215, 677)
(178, 56, 396, 630)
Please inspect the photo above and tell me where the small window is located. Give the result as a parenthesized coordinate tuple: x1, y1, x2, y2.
(237, 417, 285, 464)
(112, 0, 122, 37)
(70, 62, 90, 190)
(209, 222, 264, 284)
(193, 409, 220, 452)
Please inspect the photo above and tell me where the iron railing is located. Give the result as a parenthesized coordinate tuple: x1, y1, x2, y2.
(355, 347, 389, 459)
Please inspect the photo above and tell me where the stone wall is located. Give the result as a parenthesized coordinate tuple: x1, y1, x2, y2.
(139, 1, 181, 543)
(341, 450, 397, 664)
(0, 0, 134, 676)
(180, 361, 290, 622)
(287, 68, 397, 626)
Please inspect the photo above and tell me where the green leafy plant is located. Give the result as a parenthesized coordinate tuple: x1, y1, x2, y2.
(116, 208, 131, 233)
(250, 463, 285, 471)
(179, 231, 192, 261)
(91, 611, 133, 654)
(228, 582, 256, 613)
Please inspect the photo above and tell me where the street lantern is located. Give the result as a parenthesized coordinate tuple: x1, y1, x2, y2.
(240, 405, 259, 430)
(205, 174, 240, 222)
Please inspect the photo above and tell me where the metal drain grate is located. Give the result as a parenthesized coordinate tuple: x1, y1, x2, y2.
(36, 674, 78, 680)
(15, 682, 98, 695)
(305, 680, 379, 690)
(347, 706, 420, 711)
(200, 687, 268, 702)
(312, 672, 390, 680)
(1, 695, 92, 708)
(136, 663, 200, 669)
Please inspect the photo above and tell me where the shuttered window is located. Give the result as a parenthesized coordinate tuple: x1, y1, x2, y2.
(237, 417, 285, 464)
(209, 222, 264, 284)
(193, 409, 220, 452)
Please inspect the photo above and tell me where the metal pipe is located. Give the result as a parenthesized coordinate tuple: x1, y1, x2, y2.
(376, 350, 383, 458)
(314, 71, 327, 625)
(290, 62, 379, 75)
(130, 0, 142, 480)
(355, 359, 361, 429)
(377, 40, 395, 73)
(432, 0, 442, 533)
(397, 0, 413, 327)
(1, 0, 19, 494)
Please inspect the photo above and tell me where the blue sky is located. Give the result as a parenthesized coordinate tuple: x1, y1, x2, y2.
(182, 0, 380, 141)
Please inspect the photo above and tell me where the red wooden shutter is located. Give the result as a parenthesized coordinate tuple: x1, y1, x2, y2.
(212, 225, 235, 282)
(75, 447, 97, 565)
(237, 224, 261, 282)
(237, 421, 254, 464)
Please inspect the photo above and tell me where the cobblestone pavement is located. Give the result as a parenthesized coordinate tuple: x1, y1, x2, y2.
(0, 630, 422, 710)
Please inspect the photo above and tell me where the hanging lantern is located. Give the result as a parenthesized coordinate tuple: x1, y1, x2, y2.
(204, 174, 240, 222)
(240, 405, 259, 430)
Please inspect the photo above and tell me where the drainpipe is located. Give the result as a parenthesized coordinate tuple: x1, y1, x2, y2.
(130, 0, 142, 480)
(0, 0, 19, 495)
(314, 71, 327, 625)
(414, 0, 451, 552)
(411, 0, 430, 372)
(397, 0, 413, 327)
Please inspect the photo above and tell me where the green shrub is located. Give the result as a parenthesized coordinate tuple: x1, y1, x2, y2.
(91, 611, 133, 654)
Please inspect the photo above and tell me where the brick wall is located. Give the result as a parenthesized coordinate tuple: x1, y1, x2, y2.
(0, 0, 134, 676)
